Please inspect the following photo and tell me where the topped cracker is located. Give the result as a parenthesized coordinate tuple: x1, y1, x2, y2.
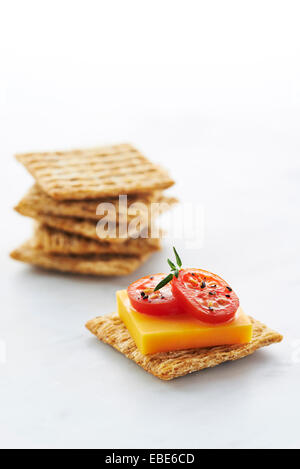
(86, 314, 283, 380)
(16, 144, 174, 200)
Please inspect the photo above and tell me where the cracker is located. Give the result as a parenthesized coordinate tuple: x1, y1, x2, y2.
(15, 198, 173, 243)
(15, 209, 150, 243)
(86, 314, 283, 380)
(15, 185, 176, 221)
(33, 223, 161, 255)
(10, 241, 151, 276)
(16, 144, 174, 200)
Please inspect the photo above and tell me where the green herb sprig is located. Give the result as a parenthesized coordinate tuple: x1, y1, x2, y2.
(154, 247, 183, 291)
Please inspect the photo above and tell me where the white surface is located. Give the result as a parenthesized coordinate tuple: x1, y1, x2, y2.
(1, 0, 300, 449)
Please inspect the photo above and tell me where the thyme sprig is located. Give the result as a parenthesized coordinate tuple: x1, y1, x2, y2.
(154, 247, 183, 291)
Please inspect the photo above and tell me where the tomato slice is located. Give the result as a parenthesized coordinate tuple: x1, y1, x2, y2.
(127, 273, 180, 316)
(172, 268, 239, 323)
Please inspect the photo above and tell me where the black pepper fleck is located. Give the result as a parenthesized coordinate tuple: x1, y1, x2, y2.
(226, 286, 232, 292)
(200, 281, 206, 289)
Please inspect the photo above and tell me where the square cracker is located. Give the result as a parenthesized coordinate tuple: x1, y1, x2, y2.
(16, 143, 174, 200)
(86, 314, 283, 380)
(33, 223, 161, 256)
(15, 184, 177, 221)
(15, 209, 153, 243)
(15, 192, 176, 243)
(10, 241, 151, 276)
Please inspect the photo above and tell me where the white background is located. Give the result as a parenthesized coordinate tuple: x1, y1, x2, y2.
(1, 0, 300, 449)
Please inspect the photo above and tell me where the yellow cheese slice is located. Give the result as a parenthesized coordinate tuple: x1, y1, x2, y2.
(117, 289, 253, 355)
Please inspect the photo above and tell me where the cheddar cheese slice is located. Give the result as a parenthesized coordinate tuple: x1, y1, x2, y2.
(117, 290, 253, 355)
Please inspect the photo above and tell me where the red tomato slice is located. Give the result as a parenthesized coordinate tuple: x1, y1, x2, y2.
(172, 268, 239, 323)
(127, 273, 180, 316)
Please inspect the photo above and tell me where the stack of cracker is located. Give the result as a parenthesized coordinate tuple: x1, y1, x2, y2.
(11, 143, 176, 276)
